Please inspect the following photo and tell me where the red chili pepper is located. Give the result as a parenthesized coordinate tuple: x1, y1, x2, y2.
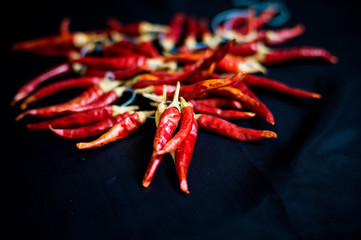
(16, 85, 105, 120)
(142, 82, 182, 187)
(11, 63, 71, 105)
(32, 47, 79, 59)
(76, 111, 154, 149)
(107, 18, 167, 36)
(191, 98, 242, 109)
(230, 81, 275, 125)
(197, 114, 277, 141)
(138, 41, 160, 58)
(229, 42, 258, 56)
(174, 116, 198, 194)
(73, 55, 148, 70)
(199, 39, 234, 70)
(156, 97, 194, 155)
(215, 54, 266, 73)
(68, 86, 126, 113)
(243, 74, 322, 98)
(12, 32, 94, 51)
(25, 105, 138, 130)
(190, 100, 254, 120)
(84, 66, 148, 79)
(50, 112, 131, 139)
(178, 71, 246, 100)
(21, 76, 104, 109)
(184, 16, 198, 49)
(262, 46, 338, 64)
(254, 5, 278, 29)
(258, 24, 305, 46)
(161, 12, 187, 51)
(134, 84, 177, 96)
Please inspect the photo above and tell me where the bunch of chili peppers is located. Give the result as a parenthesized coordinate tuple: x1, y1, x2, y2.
(11, 5, 337, 194)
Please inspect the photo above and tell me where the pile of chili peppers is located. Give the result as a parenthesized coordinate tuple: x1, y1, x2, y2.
(11, 5, 337, 194)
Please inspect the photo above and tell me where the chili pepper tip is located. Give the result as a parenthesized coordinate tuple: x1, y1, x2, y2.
(180, 180, 190, 194)
(262, 130, 277, 139)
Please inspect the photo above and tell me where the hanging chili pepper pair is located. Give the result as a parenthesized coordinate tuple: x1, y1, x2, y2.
(143, 82, 197, 194)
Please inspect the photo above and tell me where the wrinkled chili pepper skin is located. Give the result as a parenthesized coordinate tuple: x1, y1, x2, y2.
(243, 75, 321, 98)
(156, 105, 194, 155)
(142, 107, 182, 187)
(263, 47, 338, 64)
(192, 98, 242, 109)
(76, 112, 142, 149)
(197, 114, 277, 141)
(16, 86, 104, 120)
(26, 105, 114, 130)
(50, 112, 130, 139)
(73, 55, 147, 70)
(190, 100, 254, 120)
(175, 117, 198, 194)
(12, 63, 71, 105)
(22, 76, 103, 109)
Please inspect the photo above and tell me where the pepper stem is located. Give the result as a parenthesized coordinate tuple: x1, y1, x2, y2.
(167, 81, 181, 112)
(112, 105, 139, 116)
(137, 110, 156, 124)
(155, 85, 168, 127)
(180, 97, 191, 109)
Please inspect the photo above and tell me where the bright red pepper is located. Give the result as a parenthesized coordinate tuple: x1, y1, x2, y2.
(184, 16, 198, 49)
(76, 111, 153, 149)
(12, 63, 71, 105)
(191, 98, 242, 109)
(229, 42, 258, 56)
(197, 114, 277, 141)
(50, 112, 131, 139)
(243, 74, 322, 98)
(258, 24, 305, 46)
(156, 97, 194, 155)
(21, 76, 104, 109)
(175, 116, 198, 194)
(84, 66, 148, 79)
(73, 55, 148, 70)
(161, 12, 187, 51)
(143, 82, 182, 187)
(26, 105, 138, 130)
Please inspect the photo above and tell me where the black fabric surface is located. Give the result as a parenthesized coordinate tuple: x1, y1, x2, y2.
(2, 0, 361, 239)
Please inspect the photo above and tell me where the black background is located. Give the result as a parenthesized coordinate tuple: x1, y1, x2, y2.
(2, 0, 361, 239)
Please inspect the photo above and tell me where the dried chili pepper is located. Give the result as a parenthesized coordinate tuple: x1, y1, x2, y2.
(26, 105, 138, 130)
(215, 54, 266, 73)
(50, 112, 132, 139)
(191, 98, 242, 109)
(107, 18, 167, 36)
(243, 74, 321, 98)
(142, 82, 182, 187)
(261, 46, 338, 64)
(134, 84, 177, 96)
(84, 66, 148, 79)
(184, 16, 198, 50)
(174, 116, 198, 194)
(156, 97, 194, 155)
(11, 63, 71, 105)
(229, 42, 258, 56)
(73, 55, 148, 70)
(190, 100, 254, 120)
(197, 114, 277, 141)
(258, 24, 305, 46)
(15, 80, 120, 120)
(21, 76, 104, 109)
(76, 111, 154, 149)
(161, 12, 187, 51)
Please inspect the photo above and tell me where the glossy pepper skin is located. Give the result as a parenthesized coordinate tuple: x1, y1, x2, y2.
(175, 116, 198, 194)
(156, 97, 194, 155)
(11, 63, 71, 105)
(50, 112, 130, 139)
(16, 86, 104, 120)
(142, 82, 182, 187)
(197, 114, 277, 141)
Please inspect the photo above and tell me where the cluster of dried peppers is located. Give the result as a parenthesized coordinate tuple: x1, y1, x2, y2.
(11, 6, 337, 194)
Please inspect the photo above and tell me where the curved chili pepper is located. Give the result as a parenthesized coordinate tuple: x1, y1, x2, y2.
(156, 97, 194, 155)
(253, 5, 278, 29)
(76, 111, 154, 149)
(258, 24, 305, 46)
(16, 85, 106, 121)
(11, 63, 71, 105)
(174, 116, 198, 194)
(215, 54, 266, 73)
(262, 46, 338, 64)
(190, 100, 254, 120)
(142, 82, 182, 187)
(73, 55, 148, 70)
(199, 39, 234, 70)
(177, 71, 246, 100)
(32, 47, 79, 59)
(197, 114, 277, 141)
(84, 66, 148, 79)
(184, 16, 198, 49)
(68, 86, 126, 113)
(26, 105, 138, 130)
(21, 76, 104, 109)
(161, 12, 187, 51)
(243, 74, 321, 98)
(192, 98, 242, 109)
(229, 42, 258, 56)
(50, 112, 131, 139)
